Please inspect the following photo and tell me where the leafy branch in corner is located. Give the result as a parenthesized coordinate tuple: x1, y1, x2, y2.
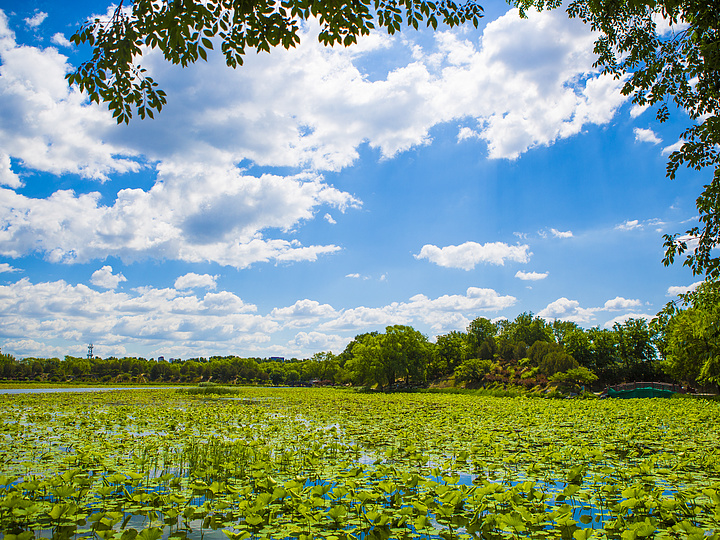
(66, 0, 484, 124)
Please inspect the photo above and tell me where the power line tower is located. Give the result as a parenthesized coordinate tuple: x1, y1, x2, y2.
(87, 344, 94, 359)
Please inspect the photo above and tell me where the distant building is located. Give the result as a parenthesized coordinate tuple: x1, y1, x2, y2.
(269, 356, 285, 362)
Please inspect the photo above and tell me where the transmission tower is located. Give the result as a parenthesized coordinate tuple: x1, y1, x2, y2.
(87, 344, 94, 359)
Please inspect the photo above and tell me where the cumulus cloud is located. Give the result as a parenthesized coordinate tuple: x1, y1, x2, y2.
(0, 4, 622, 177)
(662, 140, 684, 156)
(634, 127, 662, 144)
(0, 5, 627, 269)
(2, 338, 68, 359)
(629, 104, 648, 118)
(0, 277, 274, 357)
(615, 218, 665, 232)
(0, 153, 21, 188)
(288, 331, 349, 353)
(324, 213, 337, 224)
(667, 281, 703, 297)
(538, 297, 598, 324)
(416, 241, 530, 270)
(319, 287, 516, 334)
(0, 275, 518, 357)
(24, 11, 47, 28)
(271, 299, 337, 327)
(174, 273, 218, 290)
(0, 167, 359, 267)
(515, 270, 548, 281)
(0, 12, 141, 181)
(603, 313, 652, 329)
(603, 296, 642, 311)
(615, 219, 641, 231)
(90, 265, 127, 290)
(0, 262, 19, 273)
(550, 228, 573, 238)
(51, 33, 72, 47)
(652, 12, 690, 35)
(540, 296, 650, 326)
(457, 127, 480, 141)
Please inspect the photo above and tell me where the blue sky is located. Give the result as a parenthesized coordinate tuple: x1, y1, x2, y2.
(0, 0, 708, 360)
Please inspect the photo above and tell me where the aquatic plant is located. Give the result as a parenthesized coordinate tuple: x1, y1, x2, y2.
(0, 388, 719, 539)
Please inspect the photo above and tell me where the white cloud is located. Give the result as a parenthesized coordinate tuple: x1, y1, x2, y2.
(24, 11, 47, 28)
(287, 331, 349, 354)
(538, 297, 598, 324)
(0, 12, 141, 181)
(0, 262, 19, 273)
(271, 299, 337, 327)
(457, 127, 480, 141)
(0, 277, 275, 356)
(174, 273, 218, 290)
(603, 296, 641, 311)
(603, 313, 652, 329)
(634, 127, 662, 144)
(51, 33, 72, 47)
(67, 5, 622, 169)
(550, 228, 573, 238)
(662, 140, 684, 156)
(652, 12, 690, 35)
(615, 219, 641, 231)
(667, 281, 702, 297)
(416, 241, 530, 270)
(0, 153, 21, 188)
(0, 167, 359, 267)
(324, 213, 337, 224)
(515, 270, 548, 281)
(0, 6, 628, 269)
(540, 296, 652, 327)
(346, 273, 361, 278)
(90, 265, 127, 290)
(614, 217, 665, 232)
(319, 287, 516, 334)
(2, 338, 68, 359)
(0, 275, 517, 356)
(629, 104, 648, 118)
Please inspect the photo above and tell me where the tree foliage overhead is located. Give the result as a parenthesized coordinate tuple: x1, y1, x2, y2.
(67, 0, 483, 123)
(513, 0, 720, 279)
(67, 0, 719, 277)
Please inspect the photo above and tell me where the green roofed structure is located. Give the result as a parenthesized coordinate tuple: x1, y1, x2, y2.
(605, 382, 684, 399)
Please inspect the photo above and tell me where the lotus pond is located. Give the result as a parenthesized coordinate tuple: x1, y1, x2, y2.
(1, 388, 719, 540)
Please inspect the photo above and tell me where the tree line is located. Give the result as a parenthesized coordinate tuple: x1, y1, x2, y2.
(2, 280, 717, 392)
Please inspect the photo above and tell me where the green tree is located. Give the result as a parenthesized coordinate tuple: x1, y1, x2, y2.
(513, 0, 720, 279)
(562, 326, 593, 368)
(498, 312, 553, 352)
(433, 331, 467, 378)
(548, 366, 598, 392)
(454, 357, 493, 384)
(466, 317, 497, 358)
(527, 340, 578, 376)
(343, 325, 431, 388)
(613, 318, 657, 376)
(345, 334, 386, 387)
(0, 351, 16, 379)
(307, 351, 340, 381)
(68, 0, 483, 123)
(660, 279, 720, 385)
